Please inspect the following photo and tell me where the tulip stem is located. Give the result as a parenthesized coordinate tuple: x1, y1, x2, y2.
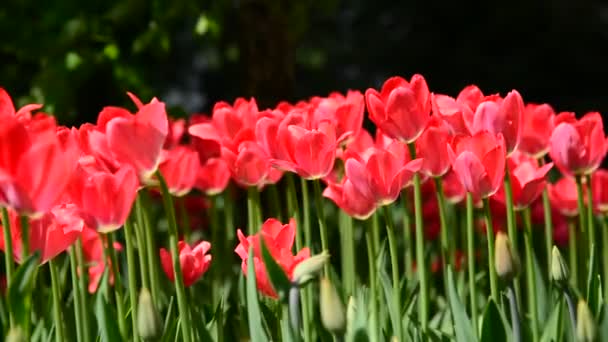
(75, 238, 91, 342)
(247, 187, 262, 233)
(123, 218, 140, 341)
(138, 194, 160, 307)
(156, 171, 193, 342)
(134, 196, 150, 290)
(601, 218, 608, 301)
(538, 158, 554, 279)
(1, 207, 15, 326)
(522, 208, 539, 342)
(434, 178, 451, 286)
(382, 205, 402, 340)
(268, 184, 283, 221)
(339, 210, 356, 296)
(465, 193, 479, 337)
(313, 179, 330, 276)
(503, 168, 522, 307)
(49, 258, 65, 342)
(575, 175, 587, 233)
(585, 175, 596, 274)
(407, 142, 428, 332)
(104, 232, 128, 339)
(68, 247, 84, 342)
(300, 177, 314, 339)
(564, 287, 577, 336)
(401, 194, 413, 280)
(568, 220, 579, 289)
(366, 218, 379, 342)
(482, 198, 499, 303)
(19, 214, 29, 261)
(507, 284, 522, 342)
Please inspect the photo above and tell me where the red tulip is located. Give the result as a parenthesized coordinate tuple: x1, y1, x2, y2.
(159, 240, 212, 287)
(195, 158, 231, 195)
(549, 112, 606, 176)
(442, 170, 467, 204)
(0, 203, 84, 264)
(68, 166, 139, 233)
(99, 93, 168, 183)
(0, 88, 43, 120)
(416, 116, 452, 177)
(365, 75, 431, 143)
(234, 218, 310, 298)
(323, 177, 377, 220)
(456, 85, 500, 112)
(164, 117, 186, 149)
(158, 146, 199, 197)
(548, 177, 581, 217)
(493, 152, 553, 209)
(80, 227, 122, 293)
(519, 103, 555, 158)
(591, 169, 608, 214)
(471, 90, 524, 155)
(448, 132, 506, 200)
(311, 90, 364, 144)
(221, 140, 274, 187)
(431, 93, 474, 135)
(345, 140, 423, 206)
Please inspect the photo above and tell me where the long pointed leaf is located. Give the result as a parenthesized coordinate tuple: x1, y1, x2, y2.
(447, 267, 477, 342)
(246, 246, 269, 342)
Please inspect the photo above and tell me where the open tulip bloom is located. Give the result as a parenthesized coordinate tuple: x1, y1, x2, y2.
(0, 77, 607, 342)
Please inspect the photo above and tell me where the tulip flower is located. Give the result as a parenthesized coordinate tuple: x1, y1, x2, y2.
(448, 131, 506, 200)
(416, 116, 452, 177)
(195, 157, 231, 196)
(80, 227, 122, 293)
(311, 90, 364, 144)
(323, 177, 377, 220)
(345, 140, 423, 206)
(234, 218, 310, 298)
(159, 240, 212, 287)
(471, 90, 524, 155)
(157, 146, 199, 197)
(365, 74, 431, 143)
(548, 177, 581, 217)
(0, 203, 84, 264)
(549, 111, 606, 176)
(519, 103, 555, 158)
(591, 169, 608, 214)
(431, 94, 474, 135)
(0, 88, 43, 120)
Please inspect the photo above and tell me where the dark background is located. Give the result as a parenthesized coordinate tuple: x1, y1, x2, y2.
(1, 0, 607, 125)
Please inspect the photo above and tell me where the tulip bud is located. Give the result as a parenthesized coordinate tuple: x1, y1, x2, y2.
(137, 288, 162, 340)
(576, 300, 597, 342)
(320, 277, 346, 335)
(495, 231, 520, 281)
(551, 246, 569, 287)
(5, 327, 26, 342)
(292, 251, 330, 286)
(346, 296, 356, 335)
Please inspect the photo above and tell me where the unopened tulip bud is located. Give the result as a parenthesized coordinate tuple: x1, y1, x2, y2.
(137, 288, 162, 340)
(551, 246, 569, 287)
(320, 277, 346, 335)
(292, 251, 329, 286)
(346, 296, 356, 335)
(576, 300, 597, 342)
(495, 231, 520, 281)
(5, 327, 26, 342)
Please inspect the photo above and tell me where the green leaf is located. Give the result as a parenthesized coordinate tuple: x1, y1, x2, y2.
(447, 267, 477, 342)
(541, 298, 563, 342)
(380, 269, 401, 337)
(7, 251, 40, 328)
(246, 246, 269, 342)
(260, 238, 291, 301)
(94, 287, 122, 342)
(599, 304, 608, 341)
(480, 299, 507, 342)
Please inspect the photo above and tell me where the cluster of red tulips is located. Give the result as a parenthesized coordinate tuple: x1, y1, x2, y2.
(0, 72, 607, 341)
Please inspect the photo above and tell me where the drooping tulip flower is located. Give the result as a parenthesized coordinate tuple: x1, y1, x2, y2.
(68, 166, 139, 233)
(548, 177, 581, 217)
(519, 103, 555, 158)
(416, 116, 452, 177)
(98, 93, 168, 183)
(591, 169, 608, 214)
(80, 227, 122, 293)
(365, 75, 431, 143)
(0, 113, 79, 216)
(0, 203, 84, 264)
(448, 131, 506, 200)
(323, 177, 377, 220)
(471, 90, 524, 155)
(195, 158, 231, 196)
(549, 111, 606, 176)
(234, 218, 310, 298)
(493, 152, 553, 209)
(159, 240, 212, 287)
(345, 140, 423, 206)
(157, 146, 199, 197)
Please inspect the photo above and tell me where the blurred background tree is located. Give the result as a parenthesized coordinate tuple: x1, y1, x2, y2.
(1, 0, 607, 126)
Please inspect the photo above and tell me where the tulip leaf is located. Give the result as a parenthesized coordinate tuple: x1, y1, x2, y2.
(480, 299, 506, 342)
(599, 304, 608, 341)
(260, 238, 291, 301)
(540, 298, 563, 342)
(246, 246, 269, 342)
(7, 251, 40, 329)
(380, 269, 401, 337)
(586, 246, 603, 315)
(447, 267, 478, 342)
(94, 273, 122, 342)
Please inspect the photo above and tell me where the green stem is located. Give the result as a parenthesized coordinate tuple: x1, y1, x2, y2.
(382, 205, 402, 340)
(522, 209, 539, 342)
(156, 171, 193, 342)
(300, 178, 312, 249)
(466, 193, 479, 337)
(68, 248, 84, 342)
(134, 195, 150, 290)
(178, 197, 192, 242)
(313, 180, 330, 276)
(503, 168, 522, 307)
(401, 194, 413, 280)
(538, 158, 554, 279)
(104, 232, 128, 339)
(299, 177, 314, 340)
(602, 217, 608, 301)
(366, 218, 379, 342)
(585, 174, 596, 274)
(247, 187, 262, 233)
(268, 184, 283, 221)
(482, 198, 499, 303)
(567, 220, 579, 289)
(19, 215, 29, 261)
(49, 259, 65, 342)
(507, 284, 522, 342)
(575, 175, 587, 234)
(434, 178, 451, 283)
(138, 194, 160, 307)
(408, 143, 428, 331)
(1, 207, 15, 327)
(75, 239, 91, 342)
(123, 218, 140, 341)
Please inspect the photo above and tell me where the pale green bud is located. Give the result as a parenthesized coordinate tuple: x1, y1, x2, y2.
(320, 277, 346, 335)
(137, 288, 163, 340)
(292, 251, 329, 286)
(576, 300, 597, 342)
